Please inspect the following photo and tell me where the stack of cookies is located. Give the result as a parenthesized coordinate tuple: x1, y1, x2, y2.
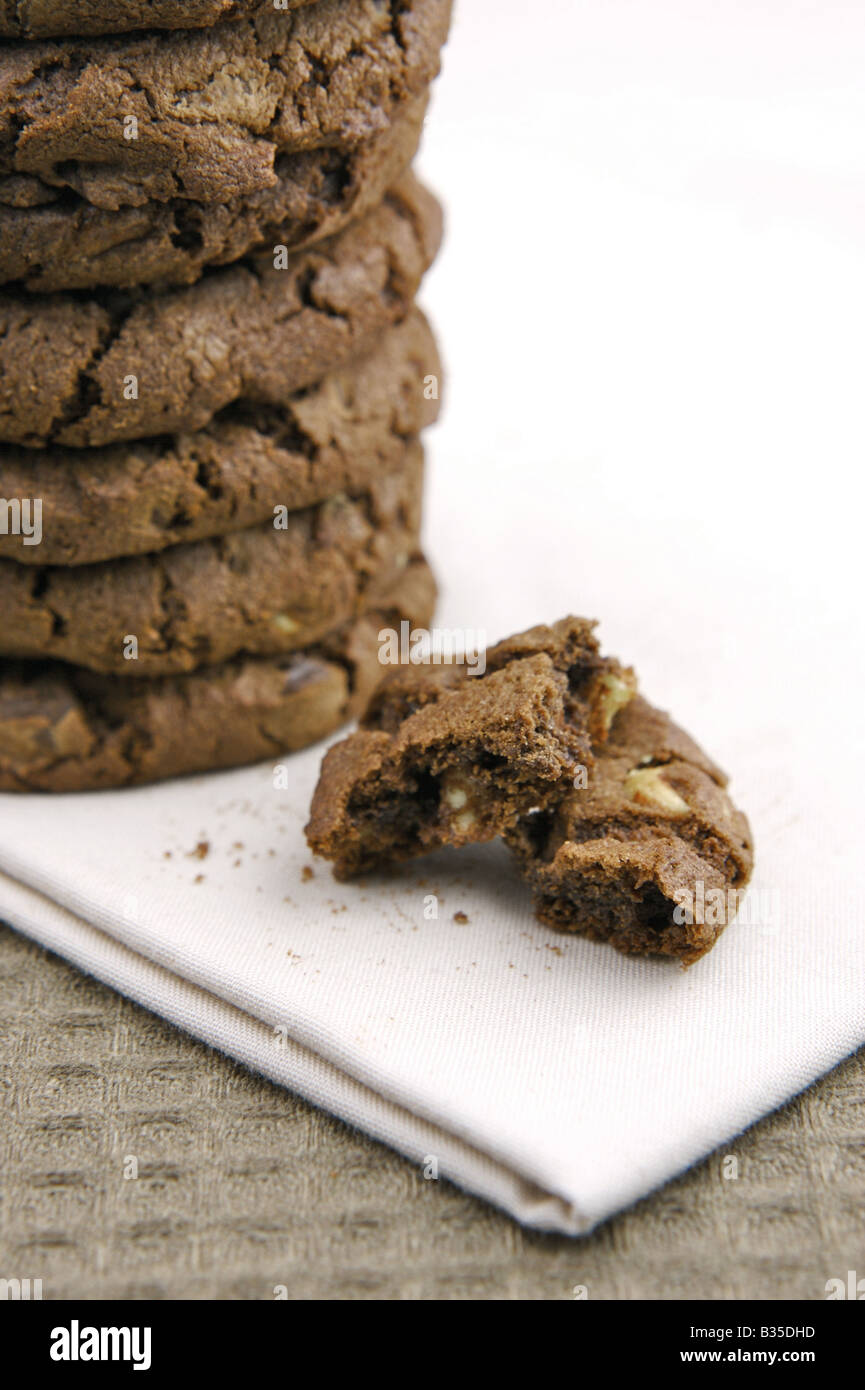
(0, 0, 452, 791)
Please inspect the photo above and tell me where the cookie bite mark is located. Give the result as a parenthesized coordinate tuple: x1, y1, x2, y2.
(305, 616, 634, 878)
(507, 695, 754, 965)
(479, 616, 636, 745)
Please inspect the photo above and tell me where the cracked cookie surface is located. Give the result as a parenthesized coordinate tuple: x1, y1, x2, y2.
(0, 1, 313, 39)
(0, 440, 425, 676)
(0, 91, 427, 293)
(305, 617, 636, 879)
(0, 0, 451, 209)
(0, 556, 436, 792)
(0, 310, 441, 566)
(0, 175, 441, 447)
(506, 695, 754, 965)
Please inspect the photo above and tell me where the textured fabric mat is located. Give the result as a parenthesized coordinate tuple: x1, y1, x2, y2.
(1, 924, 862, 1301)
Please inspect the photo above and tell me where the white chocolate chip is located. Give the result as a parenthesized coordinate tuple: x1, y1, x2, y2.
(453, 809, 476, 834)
(596, 672, 635, 733)
(623, 765, 690, 814)
(271, 614, 298, 634)
(443, 784, 468, 810)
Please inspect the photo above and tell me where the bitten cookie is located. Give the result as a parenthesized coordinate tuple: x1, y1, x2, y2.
(0, 176, 441, 447)
(506, 696, 754, 965)
(0, 442, 424, 676)
(0, 90, 428, 292)
(0, 310, 441, 566)
(0, 0, 451, 208)
(305, 618, 636, 878)
(0, 1, 311, 40)
(0, 557, 437, 792)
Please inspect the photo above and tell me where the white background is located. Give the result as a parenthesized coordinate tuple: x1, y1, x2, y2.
(417, 0, 864, 765)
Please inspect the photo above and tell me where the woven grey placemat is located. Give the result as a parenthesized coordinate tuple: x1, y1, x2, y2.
(0, 923, 862, 1300)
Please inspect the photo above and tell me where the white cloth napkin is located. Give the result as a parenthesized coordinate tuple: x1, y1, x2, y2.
(3, 0, 864, 1234)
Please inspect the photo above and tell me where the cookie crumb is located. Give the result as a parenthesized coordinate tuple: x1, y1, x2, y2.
(453, 910, 469, 925)
(301, 865, 315, 883)
(188, 841, 209, 860)
(194, 873, 205, 884)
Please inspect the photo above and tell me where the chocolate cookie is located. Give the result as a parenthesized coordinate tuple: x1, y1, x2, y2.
(0, 310, 441, 567)
(305, 618, 636, 879)
(0, 557, 437, 792)
(0, 441, 424, 677)
(0, 175, 441, 447)
(0, 1, 312, 40)
(0, 0, 451, 209)
(0, 92, 427, 292)
(507, 696, 754, 965)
